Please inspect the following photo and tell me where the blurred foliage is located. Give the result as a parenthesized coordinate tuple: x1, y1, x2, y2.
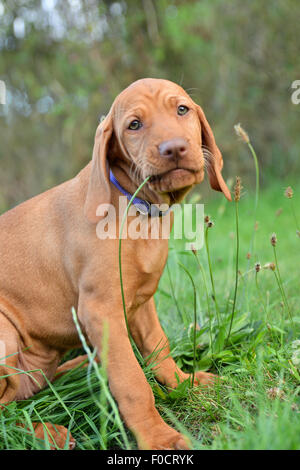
(0, 0, 300, 209)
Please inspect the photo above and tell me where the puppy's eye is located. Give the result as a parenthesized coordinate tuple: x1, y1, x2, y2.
(128, 120, 142, 130)
(177, 105, 189, 116)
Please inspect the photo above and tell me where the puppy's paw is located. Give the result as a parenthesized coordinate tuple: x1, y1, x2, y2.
(193, 371, 219, 387)
(138, 428, 191, 450)
(33, 422, 76, 450)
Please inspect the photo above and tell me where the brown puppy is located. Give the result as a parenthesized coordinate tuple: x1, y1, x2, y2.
(0, 78, 231, 450)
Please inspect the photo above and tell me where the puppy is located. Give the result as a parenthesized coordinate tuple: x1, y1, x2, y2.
(0, 78, 230, 449)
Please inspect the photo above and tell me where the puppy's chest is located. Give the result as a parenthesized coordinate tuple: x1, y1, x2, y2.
(124, 239, 169, 308)
(135, 238, 169, 275)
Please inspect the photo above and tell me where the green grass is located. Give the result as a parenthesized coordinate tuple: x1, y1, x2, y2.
(0, 180, 299, 450)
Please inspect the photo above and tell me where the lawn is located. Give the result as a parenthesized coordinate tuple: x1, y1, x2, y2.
(0, 177, 299, 450)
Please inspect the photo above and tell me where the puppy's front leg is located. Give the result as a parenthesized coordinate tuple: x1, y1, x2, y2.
(130, 297, 216, 388)
(78, 295, 189, 450)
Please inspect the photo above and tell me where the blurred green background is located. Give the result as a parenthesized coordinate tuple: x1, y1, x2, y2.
(0, 0, 299, 210)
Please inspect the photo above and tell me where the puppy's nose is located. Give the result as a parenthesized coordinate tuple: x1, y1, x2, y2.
(158, 138, 188, 159)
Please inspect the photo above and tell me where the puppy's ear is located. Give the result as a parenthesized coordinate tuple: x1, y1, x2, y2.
(196, 105, 231, 201)
(84, 113, 114, 223)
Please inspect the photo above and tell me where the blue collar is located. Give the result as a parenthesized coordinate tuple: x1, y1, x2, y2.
(109, 170, 170, 217)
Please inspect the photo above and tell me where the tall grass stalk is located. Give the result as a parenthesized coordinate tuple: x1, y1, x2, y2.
(254, 264, 267, 317)
(118, 176, 150, 343)
(204, 221, 221, 327)
(226, 177, 241, 346)
(234, 124, 260, 297)
(192, 249, 214, 353)
(270, 234, 293, 326)
(248, 141, 260, 238)
(178, 262, 197, 387)
(254, 263, 279, 343)
(224, 235, 235, 315)
(167, 261, 186, 324)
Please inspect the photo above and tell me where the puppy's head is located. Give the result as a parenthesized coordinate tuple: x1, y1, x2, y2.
(85, 78, 231, 222)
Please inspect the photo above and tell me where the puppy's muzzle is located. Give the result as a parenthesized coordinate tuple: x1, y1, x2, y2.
(158, 138, 188, 161)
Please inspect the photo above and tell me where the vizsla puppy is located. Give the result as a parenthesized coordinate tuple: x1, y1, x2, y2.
(0, 78, 231, 450)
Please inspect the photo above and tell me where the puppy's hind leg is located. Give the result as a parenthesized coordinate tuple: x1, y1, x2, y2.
(54, 354, 100, 380)
(0, 316, 20, 404)
(0, 314, 75, 450)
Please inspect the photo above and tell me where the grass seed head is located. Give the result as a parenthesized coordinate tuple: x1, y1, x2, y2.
(270, 233, 277, 246)
(234, 123, 250, 144)
(255, 262, 261, 273)
(284, 186, 293, 199)
(191, 244, 197, 255)
(205, 215, 214, 228)
(263, 262, 276, 271)
(234, 176, 242, 202)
